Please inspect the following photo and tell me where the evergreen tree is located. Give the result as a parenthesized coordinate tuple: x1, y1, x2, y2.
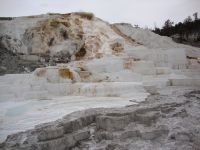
(153, 13, 200, 42)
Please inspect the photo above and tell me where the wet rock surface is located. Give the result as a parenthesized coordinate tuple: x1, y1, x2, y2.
(1, 87, 200, 150)
(0, 48, 45, 75)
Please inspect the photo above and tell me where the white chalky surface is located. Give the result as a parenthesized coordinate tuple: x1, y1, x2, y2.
(0, 94, 148, 142)
(0, 14, 200, 143)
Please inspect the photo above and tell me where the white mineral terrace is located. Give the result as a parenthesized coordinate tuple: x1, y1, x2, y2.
(0, 15, 200, 143)
(0, 73, 149, 142)
(0, 94, 146, 142)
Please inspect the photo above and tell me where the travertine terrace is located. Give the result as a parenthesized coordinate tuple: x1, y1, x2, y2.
(0, 12, 200, 149)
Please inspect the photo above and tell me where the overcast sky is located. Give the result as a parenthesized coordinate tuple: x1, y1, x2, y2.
(0, 0, 200, 28)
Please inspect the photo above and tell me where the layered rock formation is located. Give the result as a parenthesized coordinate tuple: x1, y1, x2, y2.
(0, 12, 200, 149)
(1, 88, 200, 150)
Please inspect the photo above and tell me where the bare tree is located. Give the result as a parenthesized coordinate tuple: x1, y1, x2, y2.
(193, 12, 198, 20)
(163, 19, 174, 29)
(184, 16, 192, 23)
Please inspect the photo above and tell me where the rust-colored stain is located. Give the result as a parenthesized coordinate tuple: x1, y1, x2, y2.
(35, 68, 47, 77)
(84, 36, 101, 58)
(123, 57, 134, 69)
(110, 42, 124, 53)
(95, 53, 103, 59)
(123, 57, 141, 69)
(58, 68, 73, 80)
(79, 71, 91, 79)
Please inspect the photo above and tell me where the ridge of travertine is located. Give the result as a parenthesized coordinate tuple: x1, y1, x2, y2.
(1, 88, 200, 150)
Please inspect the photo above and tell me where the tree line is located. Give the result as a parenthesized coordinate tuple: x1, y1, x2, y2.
(153, 13, 200, 42)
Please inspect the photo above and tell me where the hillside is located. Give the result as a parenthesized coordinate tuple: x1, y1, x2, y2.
(0, 12, 200, 149)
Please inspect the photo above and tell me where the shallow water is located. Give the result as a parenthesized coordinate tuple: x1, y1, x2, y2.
(0, 95, 148, 142)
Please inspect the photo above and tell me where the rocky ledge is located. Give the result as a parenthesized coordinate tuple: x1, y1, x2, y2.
(1, 87, 200, 150)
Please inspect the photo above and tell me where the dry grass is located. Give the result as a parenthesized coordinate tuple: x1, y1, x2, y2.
(48, 13, 61, 15)
(62, 21, 70, 27)
(50, 19, 70, 28)
(49, 20, 60, 27)
(74, 12, 94, 20)
(74, 18, 82, 25)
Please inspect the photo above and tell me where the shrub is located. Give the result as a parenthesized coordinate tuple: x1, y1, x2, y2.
(50, 20, 60, 27)
(74, 12, 94, 20)
(74, 18, 82, 25)
(0, 17, 13, 20)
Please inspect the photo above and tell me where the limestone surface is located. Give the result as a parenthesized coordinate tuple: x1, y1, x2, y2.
(1, 87, 200, 150)
(0, 12, 200, 149)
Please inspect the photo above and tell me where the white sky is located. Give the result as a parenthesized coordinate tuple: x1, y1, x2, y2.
(0, 0, 200, 28)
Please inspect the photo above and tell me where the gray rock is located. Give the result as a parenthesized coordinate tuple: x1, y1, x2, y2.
(2, 89, 200, 150)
